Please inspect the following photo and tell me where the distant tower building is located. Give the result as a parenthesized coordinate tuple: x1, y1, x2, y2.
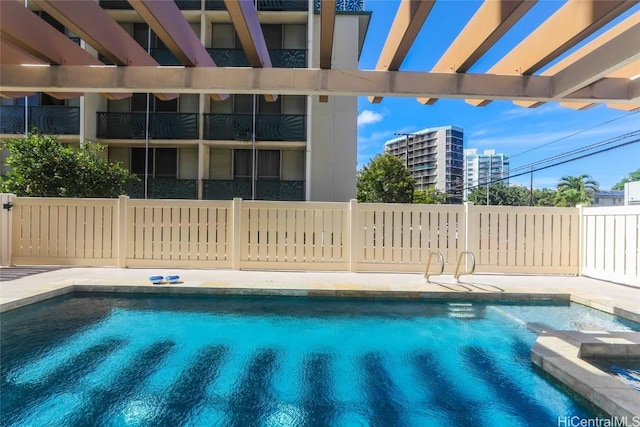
(384, 126, 464, 202)
(463, 149, 510, 199)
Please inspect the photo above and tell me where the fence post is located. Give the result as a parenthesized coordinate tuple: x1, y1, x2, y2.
(349, 199, 358, 272)
(117, 195, 129, 268)
(0, 193, 15, 266)
(464, 202, 477, 255)
(232, 198, 242, 270)
(576, 204, 584, 277)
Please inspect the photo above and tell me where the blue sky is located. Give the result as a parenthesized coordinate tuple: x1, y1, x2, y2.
(355, 0, 640, 190)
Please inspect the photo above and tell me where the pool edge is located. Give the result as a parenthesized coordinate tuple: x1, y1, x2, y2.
(531, 331, 640, 424)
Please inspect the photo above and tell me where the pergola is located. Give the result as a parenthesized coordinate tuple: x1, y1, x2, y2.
(1, 0, 639, 110)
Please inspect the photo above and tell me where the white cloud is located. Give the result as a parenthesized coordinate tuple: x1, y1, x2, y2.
(357, 110, 383, 127)
(500, 103, 565, 119)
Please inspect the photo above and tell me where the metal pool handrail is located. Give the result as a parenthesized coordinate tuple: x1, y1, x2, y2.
(424, 251, 444, 282)
(454, 251, 476, 282)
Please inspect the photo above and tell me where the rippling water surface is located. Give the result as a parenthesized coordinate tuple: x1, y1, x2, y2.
(2, 294, 638, 426)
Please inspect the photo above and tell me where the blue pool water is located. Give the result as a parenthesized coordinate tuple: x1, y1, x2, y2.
(1, 294, 638, 426)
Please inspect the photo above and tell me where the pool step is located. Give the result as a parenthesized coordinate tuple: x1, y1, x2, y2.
(447, 303, 483, 319)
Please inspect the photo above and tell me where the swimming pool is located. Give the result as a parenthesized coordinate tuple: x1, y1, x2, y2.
(2, 293, 638, 426)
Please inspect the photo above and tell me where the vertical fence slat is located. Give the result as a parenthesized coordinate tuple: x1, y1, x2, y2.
(268, 208, 278, 261)
(285, 208, 296, 262)
(188, 207, 199, 261)
(93, 206, 103, 259)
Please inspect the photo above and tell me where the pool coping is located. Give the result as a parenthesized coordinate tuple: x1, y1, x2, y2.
(0, 282, 576, 313)
(532, 330, 640, 425)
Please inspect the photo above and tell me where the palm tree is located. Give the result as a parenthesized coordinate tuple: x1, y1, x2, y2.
(555, 174, 599, 206)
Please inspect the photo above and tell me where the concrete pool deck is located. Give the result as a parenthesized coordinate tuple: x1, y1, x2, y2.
(1, 266, 640, 422)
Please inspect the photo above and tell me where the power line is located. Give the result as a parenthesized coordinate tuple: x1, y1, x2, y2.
(509, 111, 639, 159)
(506, 130, 640, 176)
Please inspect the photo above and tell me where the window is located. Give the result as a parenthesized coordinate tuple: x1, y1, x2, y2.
(131, 148, 177, 178)
(133, 23, 167, 51)
(233, 149, 252, 180)
(257, 150, 280, 180)
(131, 94, 178, 112)
(262, 25, 283, 49)
(233, 95, 283, 115)
(233, 149, 281, 180)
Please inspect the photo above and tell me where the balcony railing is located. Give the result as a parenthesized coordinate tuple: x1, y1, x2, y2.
(204, 114, 306, 141)
(256, 180, 305, 201)
(315, 0, 365, 12)
(206, 0, 308, 11)
(208, 48, 307, 68)
(0, 106, 24, 134)
(125, 178, 198, 199)
(0, 106, 80, 135)
(203, 180, 252, 200)
(97, 112, 199, 139)
(203, 180, 305, 201)
(150, 48, 306, 68)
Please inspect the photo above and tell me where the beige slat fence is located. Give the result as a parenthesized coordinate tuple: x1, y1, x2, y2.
(5, 195, 634, 282)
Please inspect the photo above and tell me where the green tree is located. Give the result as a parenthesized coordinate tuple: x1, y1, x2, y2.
(0, 131, 137, 197)
(466, 183, 531, 206)
(533, 188, 557, 207)
(612, 168, 640, 190)
(357, 153, 415, 203)
(554, 174, 598, 207)
(413, 187, 447, 204)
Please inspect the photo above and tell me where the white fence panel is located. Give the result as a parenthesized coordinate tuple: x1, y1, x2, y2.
(582, 206, 639, 287)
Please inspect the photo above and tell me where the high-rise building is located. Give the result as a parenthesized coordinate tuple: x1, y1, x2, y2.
(0, 1, 369, 202)
(384, 126, 464, 202)
(463, 149, 510, 199)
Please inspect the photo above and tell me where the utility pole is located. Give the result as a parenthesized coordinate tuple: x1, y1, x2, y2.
(530, 166, 534, 206)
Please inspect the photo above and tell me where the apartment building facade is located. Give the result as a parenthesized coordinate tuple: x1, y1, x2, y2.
(463, 149, 510, 200)
(384, 125, 464, 202)
(0, 0, 370, 202)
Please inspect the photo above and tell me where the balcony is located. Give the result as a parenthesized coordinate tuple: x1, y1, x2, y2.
(97, 112, 198, 140)
(125, 178, 198, 199)
(204, 114, 306, 141)
(206, 0, 307, 11)
(0, 106, 80, 135)
(203, 180, 305, 201)
(149, 48, 306, 68)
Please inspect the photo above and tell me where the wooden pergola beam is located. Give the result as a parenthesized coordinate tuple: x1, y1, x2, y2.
(223, 0, 275, 102)
(368, 0, 436, 104)
(2, 65, 637, 104)
(466, 0, 635, 107)
(32, 0, 177, 101)
(128, 0, 227, 101)
(418, 0, 535, 105)
(0, 1, 128, 100)
(514, 12, 640, 110)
